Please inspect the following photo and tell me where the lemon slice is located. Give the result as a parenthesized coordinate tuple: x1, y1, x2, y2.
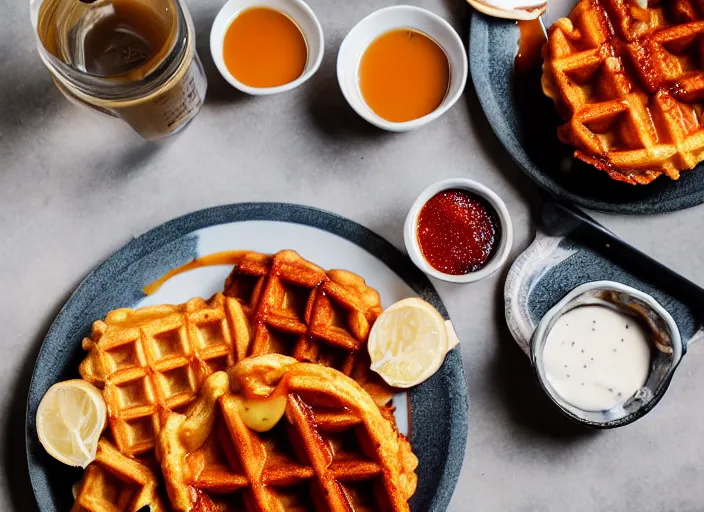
(36, 379, 107, 468)
(368, 298, 459, 388)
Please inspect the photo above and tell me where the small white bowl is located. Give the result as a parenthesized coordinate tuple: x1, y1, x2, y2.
(404, 178, 513, 283)
(530, 281, 683, 428)
(337, 5, 468, 132)
(210, 0, 324, 95)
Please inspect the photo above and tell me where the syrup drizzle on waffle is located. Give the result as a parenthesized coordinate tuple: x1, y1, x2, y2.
(158, 355, 418, 512)
(542, 0, 704, 184)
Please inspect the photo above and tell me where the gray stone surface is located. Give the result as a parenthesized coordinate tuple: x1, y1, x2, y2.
(2, 0, 704, 510)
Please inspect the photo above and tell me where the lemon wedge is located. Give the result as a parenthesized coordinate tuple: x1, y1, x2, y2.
(36, 379, 107, 468)
(368, 298, 459, 388)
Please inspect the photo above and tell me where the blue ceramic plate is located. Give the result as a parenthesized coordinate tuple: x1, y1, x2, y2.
(469, 11, 704, 214)
(25, 203, 468, 511)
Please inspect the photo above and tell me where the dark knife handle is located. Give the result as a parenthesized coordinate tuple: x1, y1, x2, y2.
(542, 201, 704, 313)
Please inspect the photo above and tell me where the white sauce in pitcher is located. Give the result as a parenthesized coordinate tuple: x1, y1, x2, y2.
(543, 305, 651, 411)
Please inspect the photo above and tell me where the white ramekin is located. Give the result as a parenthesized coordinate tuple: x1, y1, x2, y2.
(404, 178, 513, 283)
(337, 5, 468, 132)
(210, 0, 324, 95)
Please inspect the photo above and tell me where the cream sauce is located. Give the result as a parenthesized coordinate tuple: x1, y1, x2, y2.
(543, 305, 651, 411)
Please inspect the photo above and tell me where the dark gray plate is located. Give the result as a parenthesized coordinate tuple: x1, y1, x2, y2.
(469, 11, 704, 214)
(504, 223, 704, 422)
(25, 203, 468, 512)
(505, 231, 703, 350)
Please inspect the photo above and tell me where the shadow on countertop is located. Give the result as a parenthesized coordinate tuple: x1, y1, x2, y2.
(487, 265, 597, 440)
(0, 63, 64, 152)
(304, 37, 393, 142)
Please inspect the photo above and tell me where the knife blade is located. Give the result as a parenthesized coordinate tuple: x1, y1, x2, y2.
(540, 201, 704, 312)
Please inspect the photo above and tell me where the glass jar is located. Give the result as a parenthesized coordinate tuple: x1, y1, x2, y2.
(30, 0, 207, 140)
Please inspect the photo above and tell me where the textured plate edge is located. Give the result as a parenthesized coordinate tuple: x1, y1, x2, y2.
(505, 229, 704, 349)
(503, 232, 575, 352)
(25, 202, 469, 512)
(468, 11, 704, 215)
(409, 348, 469, 510)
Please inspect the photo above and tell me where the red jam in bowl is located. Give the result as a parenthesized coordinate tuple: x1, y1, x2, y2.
(416, 189, 500, 275)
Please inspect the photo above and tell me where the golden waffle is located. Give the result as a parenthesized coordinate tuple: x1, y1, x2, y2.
(542, 0, 704, 184)
(157, 354, 418, 512)
(71, 439, 165, 512)
(79, 250, 393, 460)
(79, 293, 251, 457)
(223, 250, 393, 405)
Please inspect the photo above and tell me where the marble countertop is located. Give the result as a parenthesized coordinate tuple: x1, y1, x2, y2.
(2, 0, 704, 510)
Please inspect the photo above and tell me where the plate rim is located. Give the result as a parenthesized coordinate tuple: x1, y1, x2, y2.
(25, 202, 469, 512)
(468, 11, 704, 214)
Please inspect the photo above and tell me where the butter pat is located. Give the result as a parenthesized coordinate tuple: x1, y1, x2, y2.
(237, 394, 288, 432)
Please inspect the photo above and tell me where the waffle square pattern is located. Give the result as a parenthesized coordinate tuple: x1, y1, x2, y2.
(157, 355, 418, 512)
(71, 439, 165, 512)
(79, 294, 250, 457)
(224, 250, 393, 407)
(79, 250, 392, 460)
(224, 250, 383, 370)
(542, 0, 704, 184)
